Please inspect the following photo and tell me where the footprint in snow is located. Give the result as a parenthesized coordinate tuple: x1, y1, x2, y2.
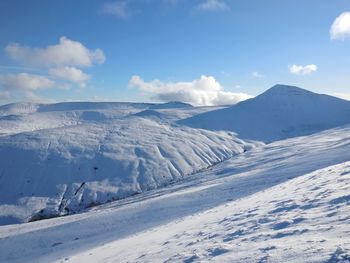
(293, 217, 305, 224)
(330, 195, 350, 205)
(300, 203, 318, 210)
(207, 247, 230, 257)
(223, 229, 245, 242)
(257, 255, 269, 263)
(272, 221, 291, 230)
(269, 204, 299, 214)
(258, 217, 273, 224)
(271, 218, 304, 230)
(52, 242, 63, 247)
(183, 254, 199, 263)
(259, 246, 277, 252)
(326, 247, 350, 263)
(272, 229, 308, 239)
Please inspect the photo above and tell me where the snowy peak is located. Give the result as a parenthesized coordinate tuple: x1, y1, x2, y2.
(251, 84, 350, 110)
(254, 84, 348, 104)
(179, 85, 350, 142)
(258, 84, 314, 97)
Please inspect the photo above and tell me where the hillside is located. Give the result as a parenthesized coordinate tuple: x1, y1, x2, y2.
(179, 85, 350, 142)
(0, 102, 256, 225)
(0, 124, 349, 262)
(67, 161, 350, 263)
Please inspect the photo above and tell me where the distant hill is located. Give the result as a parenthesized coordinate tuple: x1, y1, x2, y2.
(179, 85, 350, 142)
(0, 102, 150, 116)
(148, 101, 193, 110)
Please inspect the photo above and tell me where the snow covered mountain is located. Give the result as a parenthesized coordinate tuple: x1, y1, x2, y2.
(0, 101, 257, 225)
(1, 124, 350, 262)
(180, 84, 350, 142)
(1, 84, 350, 262)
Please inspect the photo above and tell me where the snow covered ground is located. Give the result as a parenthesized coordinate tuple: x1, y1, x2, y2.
(67, 161, 350, 263)
(0, 124, 350, 262)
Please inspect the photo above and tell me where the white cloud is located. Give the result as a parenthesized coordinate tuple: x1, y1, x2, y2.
(101, 1, 129, 18)
(128, 75, 252, 106)
(252, 71, 264, 78)
(49, 67, 90, 87)
(5, 37, 105, 68)
(1, 37, 105, 102)
(289, 64, 317, 75)
(22, 91, 57, 103)
(196, 0, 229, 12)
(330, 12, 350, 40)
(0, 73, 55, 91)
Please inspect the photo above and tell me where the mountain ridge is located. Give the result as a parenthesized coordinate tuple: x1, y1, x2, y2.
(179, 84, 350, 142)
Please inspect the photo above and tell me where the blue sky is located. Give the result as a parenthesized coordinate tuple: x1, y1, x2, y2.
(0, 0, 349, 105)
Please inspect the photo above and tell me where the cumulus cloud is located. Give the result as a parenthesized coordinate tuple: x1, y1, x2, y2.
(330, 12, 350, 40)
(129, 75, 252, 106)
(22, 91, 58, 103)
(5, 37, 105, 68)
(1, 37, 105, 101)
(0, 73, 55, 91)
(289, 64, 317, 75)
(101, 1, 129, 18)
(196, 0, 229, 12)
(251, 71, 264, 78)
(49, 67, 90, 87)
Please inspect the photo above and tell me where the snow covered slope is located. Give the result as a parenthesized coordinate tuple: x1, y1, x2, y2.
(0, 102, 221, 136)
(70, 161, 350, 263)
(0, 102, 150, 136)
(0, 101, 149, 116)
(180, 85, 350, 142)
(0, 124, 349, 263)
(0, 102, 256, 225)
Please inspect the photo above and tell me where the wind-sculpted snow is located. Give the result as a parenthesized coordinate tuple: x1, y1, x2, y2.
(0, 103, 256, 225)
(180, 85, 350, 142)
(73, 161, 350, 263)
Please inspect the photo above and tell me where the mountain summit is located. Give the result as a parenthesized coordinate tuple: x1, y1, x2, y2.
(179, 85, 350, 142)
(263, 84, 311, 93)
